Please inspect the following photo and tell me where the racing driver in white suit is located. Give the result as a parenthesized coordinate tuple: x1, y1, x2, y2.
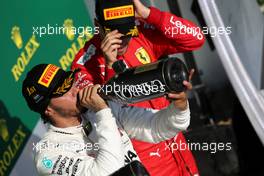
(22, 64, 194, 176)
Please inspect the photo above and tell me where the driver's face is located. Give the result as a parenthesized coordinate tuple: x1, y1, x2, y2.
(48, 85, 83, 117)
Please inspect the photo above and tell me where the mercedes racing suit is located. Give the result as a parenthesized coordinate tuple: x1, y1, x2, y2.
(71, 7, 204, 176)
(35, 101, 190, 176)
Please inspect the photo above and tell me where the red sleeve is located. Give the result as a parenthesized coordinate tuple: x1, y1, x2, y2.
(71, 36, 109, 88)
(71, 43, 95, 89)
(72, 51, 115, 87)
(142, 7, 205, 58)
(105, 67, 115, 81)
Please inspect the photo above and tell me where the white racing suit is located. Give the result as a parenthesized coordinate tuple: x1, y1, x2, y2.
(34, 101, 190, 176)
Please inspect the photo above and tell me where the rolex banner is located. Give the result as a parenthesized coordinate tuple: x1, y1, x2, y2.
(0, 0, 93, 175)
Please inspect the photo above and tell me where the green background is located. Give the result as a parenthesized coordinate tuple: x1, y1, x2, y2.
(0, 0, 93, 175)
(0, 0, 93, 130)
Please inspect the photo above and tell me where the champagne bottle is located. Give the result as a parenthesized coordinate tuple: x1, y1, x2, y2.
(99, 57, 189, 104)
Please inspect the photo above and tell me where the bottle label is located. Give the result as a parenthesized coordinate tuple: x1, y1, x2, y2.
(100, 79, 166, 102)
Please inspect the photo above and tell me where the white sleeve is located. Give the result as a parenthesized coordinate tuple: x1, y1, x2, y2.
(35, 108, 124, 176)
(115, 102, 190, 143)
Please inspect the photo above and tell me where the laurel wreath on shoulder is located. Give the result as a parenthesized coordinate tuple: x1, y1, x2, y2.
(53, 76, 73, 95)
(126, 26, 139, 37)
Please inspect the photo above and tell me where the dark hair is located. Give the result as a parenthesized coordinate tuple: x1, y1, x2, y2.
(40, 99, 51, 124)
(41, 113, 50, 124)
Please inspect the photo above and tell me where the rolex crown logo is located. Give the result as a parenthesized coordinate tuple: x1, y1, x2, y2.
(63, 19, 75, 41)
(0, 118, 9, 142)
(11, 26, 23, 49)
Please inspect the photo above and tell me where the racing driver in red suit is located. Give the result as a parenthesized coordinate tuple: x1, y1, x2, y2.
(71, 0, 205, 175)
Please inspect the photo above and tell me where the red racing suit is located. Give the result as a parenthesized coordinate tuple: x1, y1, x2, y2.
(72, 7, 204, 176)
